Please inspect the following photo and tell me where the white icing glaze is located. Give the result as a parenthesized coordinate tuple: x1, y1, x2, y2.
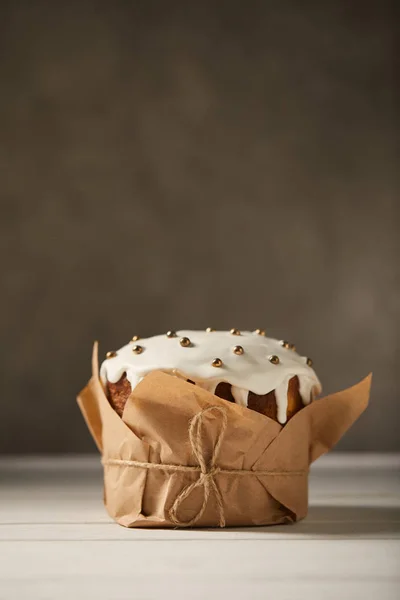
(298, 373, 315, 406)
(100, 330, 322, 424)
(274, 376, 291, 424)
(231, 385, 249, 407)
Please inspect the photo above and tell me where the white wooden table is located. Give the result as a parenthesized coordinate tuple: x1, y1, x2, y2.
(1, 454, 399, 600)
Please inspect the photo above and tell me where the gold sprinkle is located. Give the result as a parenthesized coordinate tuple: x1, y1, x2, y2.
(166, 331, 177, 338)
(206, 327, 215, 333)
(269, 355, 280, 365)
(254, 329, 266, 336)
(280, 340, 296, 351)
(180, 337, 191, 347)
(131, 335, 140, 342)
(233, 345, 244, 355)
(306, 357, 313, 367)
(230, 328, 241, 335)
(106, 351, 117, 359)
(211, 358, 223, 368)
(132, 345, 143, 354)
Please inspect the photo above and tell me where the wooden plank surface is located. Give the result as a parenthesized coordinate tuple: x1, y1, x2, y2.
(1, 453, 399, 600)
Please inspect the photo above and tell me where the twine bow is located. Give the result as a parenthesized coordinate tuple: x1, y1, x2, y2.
(169, 405, 227, 527)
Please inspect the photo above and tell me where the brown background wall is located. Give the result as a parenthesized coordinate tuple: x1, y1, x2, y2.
(1, 0, 398, 453)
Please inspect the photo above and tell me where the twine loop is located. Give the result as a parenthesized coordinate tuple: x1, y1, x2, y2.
(169, 405, 227, 527)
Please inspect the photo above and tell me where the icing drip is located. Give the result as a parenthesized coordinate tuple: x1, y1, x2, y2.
(231, 386, 249, 407)
(298, 376, 316, 406)
(274, 377, 291, 424)
(101, 330, 322, 421)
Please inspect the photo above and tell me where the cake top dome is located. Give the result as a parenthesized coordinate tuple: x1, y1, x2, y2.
(100, 329, 321, 423)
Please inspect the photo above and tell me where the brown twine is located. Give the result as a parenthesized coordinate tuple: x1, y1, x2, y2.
(102, 405, 306, 528)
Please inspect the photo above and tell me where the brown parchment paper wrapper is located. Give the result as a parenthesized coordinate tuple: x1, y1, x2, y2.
(77, 343, 371, 528)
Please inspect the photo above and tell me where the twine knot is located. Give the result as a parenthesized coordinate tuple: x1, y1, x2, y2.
(200, 465, 221, 481)
(169, 405, 227, 528)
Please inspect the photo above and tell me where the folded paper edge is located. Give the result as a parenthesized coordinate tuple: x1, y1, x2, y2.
(309, 373, 372, 463)
(92, 340, 99, 379)
(75, 342, 104, 452)
(77, 380, 103, 453)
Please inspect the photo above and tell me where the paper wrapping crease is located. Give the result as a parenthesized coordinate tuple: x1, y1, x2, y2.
(77, 342, 371, 528)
